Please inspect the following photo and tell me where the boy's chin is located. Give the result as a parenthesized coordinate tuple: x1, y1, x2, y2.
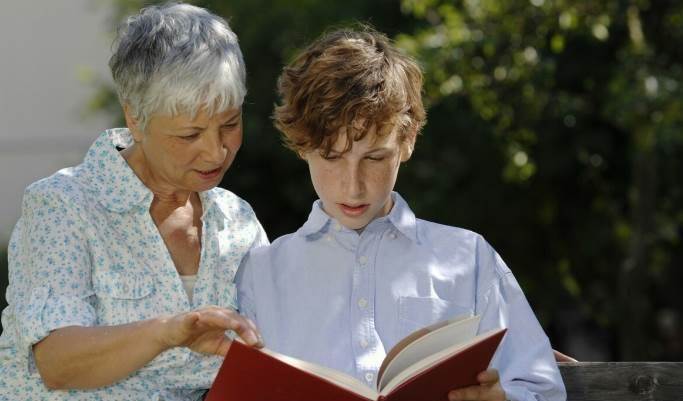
(335, 216, 373, 231)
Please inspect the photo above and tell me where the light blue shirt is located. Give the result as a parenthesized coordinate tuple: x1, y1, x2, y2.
(237, 193, 566, 401)
(0, 129, 268, 401)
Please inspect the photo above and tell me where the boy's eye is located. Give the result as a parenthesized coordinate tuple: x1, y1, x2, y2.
(366, 156, 385, 161)
(180, 133, 200, 141)
(322, 154, 341, 161)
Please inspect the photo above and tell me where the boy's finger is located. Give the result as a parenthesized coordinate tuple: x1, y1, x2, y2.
(448, 385, 486, 400)
(477, 368, 500, 385)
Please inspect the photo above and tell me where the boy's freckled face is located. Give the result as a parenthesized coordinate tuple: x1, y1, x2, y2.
(304, 125, 414, 230)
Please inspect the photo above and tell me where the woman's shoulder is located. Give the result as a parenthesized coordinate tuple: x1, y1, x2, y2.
(204, 187, 259, 220)
(22, 166, 88, 208)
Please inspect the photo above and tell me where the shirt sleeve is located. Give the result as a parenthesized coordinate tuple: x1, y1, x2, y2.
(7, 186, 97, 372)
(234, 250, 257, 323)
(474, 237, 566, 401)
(251, 220, 270, 249)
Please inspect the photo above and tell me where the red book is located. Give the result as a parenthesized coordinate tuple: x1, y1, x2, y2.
(206, 315, 506, 401)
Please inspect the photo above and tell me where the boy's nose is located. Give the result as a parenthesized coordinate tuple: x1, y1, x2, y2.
(344, 165, 365, 198)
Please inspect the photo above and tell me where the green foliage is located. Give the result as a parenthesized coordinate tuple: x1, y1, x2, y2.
(398, 0, 683, 360)
(78, 0, 682, 360)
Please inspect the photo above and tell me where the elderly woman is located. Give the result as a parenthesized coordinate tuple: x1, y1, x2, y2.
(0, 3, 265, 400)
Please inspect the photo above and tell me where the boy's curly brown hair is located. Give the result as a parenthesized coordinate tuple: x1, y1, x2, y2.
(273, 26, 426, 157)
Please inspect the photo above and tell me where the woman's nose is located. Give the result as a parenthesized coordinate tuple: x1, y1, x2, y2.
(202, 132, 227, 164)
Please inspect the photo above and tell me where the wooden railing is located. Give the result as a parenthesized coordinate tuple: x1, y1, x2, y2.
(558, 362, 683, 401)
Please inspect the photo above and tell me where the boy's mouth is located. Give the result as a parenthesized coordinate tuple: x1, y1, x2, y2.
(338, 203, 369, 217)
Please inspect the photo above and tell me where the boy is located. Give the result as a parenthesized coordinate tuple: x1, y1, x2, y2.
(236, 28, 566, 401)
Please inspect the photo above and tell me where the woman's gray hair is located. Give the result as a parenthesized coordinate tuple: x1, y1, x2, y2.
(109, 2, 246, 131)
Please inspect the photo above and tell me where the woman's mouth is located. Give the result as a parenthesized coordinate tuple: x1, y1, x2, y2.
(197, 167, 222, 180)
(338, 203, 369, 217)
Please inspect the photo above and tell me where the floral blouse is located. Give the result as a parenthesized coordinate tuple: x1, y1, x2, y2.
(0, 129, 267, 401)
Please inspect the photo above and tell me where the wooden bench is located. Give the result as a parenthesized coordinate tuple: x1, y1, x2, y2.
(558, 362, 683, 401)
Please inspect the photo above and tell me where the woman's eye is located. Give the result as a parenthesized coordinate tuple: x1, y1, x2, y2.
(221, 123, 239, 131)
(322, 154, 340, 161)
(366, 156, 385, 161)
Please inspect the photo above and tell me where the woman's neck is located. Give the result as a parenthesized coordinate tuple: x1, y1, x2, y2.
(121, 144, 194, 207)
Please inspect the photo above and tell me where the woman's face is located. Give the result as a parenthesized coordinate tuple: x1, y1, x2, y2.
(127, 107, 243, 194)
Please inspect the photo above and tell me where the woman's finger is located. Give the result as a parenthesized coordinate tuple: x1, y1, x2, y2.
(195, 309, 261, 346)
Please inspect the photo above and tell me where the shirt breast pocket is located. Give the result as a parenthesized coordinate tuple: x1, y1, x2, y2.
(398, 296, 473, 337)
(94, 270, 158, 326)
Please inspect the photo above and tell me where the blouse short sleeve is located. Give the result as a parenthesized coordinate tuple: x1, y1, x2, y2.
(7, 184, 97, 371)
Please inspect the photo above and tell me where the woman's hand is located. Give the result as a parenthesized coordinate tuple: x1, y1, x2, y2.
(158, 306, 263, 356)
(447, 369, 507, 401)
(32, 307, 261, 390)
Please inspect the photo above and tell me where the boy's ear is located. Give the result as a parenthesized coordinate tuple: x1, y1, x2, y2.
(123, 104, 144, 142)
(400, 134, 417, 162)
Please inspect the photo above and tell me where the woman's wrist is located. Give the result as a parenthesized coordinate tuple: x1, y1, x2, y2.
(147, 315, 179, 352)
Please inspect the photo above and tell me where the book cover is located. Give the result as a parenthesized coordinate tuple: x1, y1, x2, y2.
(205, 321, 506, 401)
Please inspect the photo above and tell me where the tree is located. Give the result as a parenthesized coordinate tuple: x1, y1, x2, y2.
(397, 0, 683, 360)
(86, 0, 682, 360)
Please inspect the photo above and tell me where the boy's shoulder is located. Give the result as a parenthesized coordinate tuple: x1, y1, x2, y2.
(244, 230, 301, 264)
(413, 216, 486, 252)
(414, 217, 512, 278)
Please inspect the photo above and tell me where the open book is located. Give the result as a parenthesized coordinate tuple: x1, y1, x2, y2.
(205, 315, 506, 401)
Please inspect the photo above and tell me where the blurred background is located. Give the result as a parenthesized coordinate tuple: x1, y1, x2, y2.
(1, 0, 681, 362)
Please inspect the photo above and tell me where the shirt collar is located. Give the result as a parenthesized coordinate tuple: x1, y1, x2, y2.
(198, 189, 234, 222)
(82, 129, 152, 212)
(298, 192, 419, 243)
(299, 199, 332, 236)
(81, 128, 231, 219)
(385, 192, 419, 243)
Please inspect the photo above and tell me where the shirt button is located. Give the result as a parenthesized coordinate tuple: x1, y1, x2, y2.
(334, 223, 342, 231)
(360, 339, 369, 348)
(357, 298, 368, 309)
(389, 232, 397, 239)
(325, 235, 333, 242)
(359, 255, 367, 265)
(365, 372, 374, 382)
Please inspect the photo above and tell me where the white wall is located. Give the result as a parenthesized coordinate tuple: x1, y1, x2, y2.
(0, 1, 114, 242)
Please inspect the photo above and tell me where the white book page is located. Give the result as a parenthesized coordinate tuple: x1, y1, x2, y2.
(258, 347, 378, 400)
(378, 315, 480, 390)
(379, 329, 500, 397)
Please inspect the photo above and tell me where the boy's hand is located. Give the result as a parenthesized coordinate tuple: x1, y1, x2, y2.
(447, 369, 506, 401)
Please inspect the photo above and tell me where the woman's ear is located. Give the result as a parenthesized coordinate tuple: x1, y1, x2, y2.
(123, 104, 144, 143)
